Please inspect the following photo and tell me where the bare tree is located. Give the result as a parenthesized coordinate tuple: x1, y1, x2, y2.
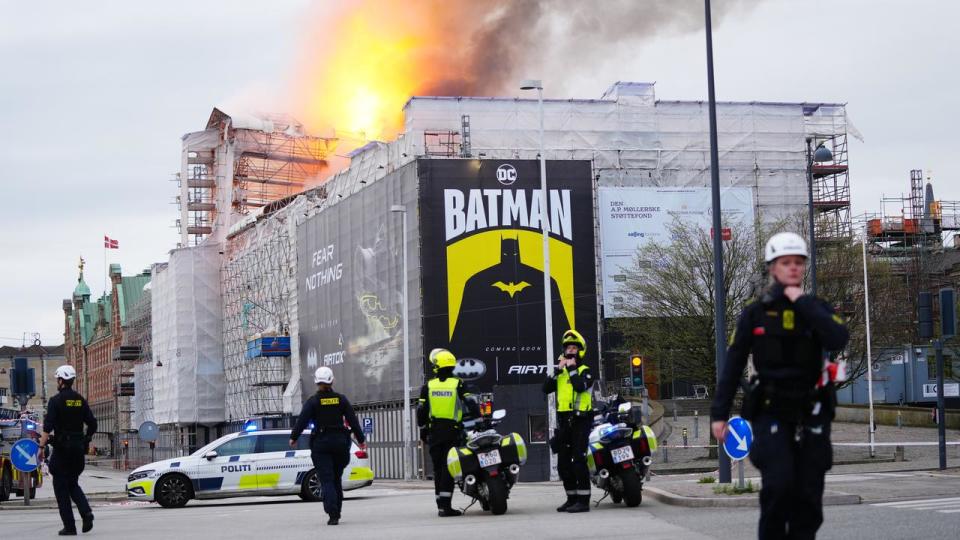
(612, 217, 765, 391)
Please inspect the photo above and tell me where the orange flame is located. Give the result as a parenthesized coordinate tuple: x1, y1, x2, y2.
(294, 2, 446, 142)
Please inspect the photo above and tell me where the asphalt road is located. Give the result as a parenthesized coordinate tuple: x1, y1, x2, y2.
(4, 483, 959, 539)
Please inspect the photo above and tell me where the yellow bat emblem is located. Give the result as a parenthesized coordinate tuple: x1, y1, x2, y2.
(492, 281, 531, 298)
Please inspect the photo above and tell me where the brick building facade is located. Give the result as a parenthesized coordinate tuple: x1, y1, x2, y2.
(63, 260, 149, 455)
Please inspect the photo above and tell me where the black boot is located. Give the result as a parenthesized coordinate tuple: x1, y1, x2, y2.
(58, 528, 78, 536)
(438, 507, 462, 517)
(327, 515, 340, 525)
(565, 495, 590, 513)
(82, 514, 94, 533)
(556, 496, 575, 512)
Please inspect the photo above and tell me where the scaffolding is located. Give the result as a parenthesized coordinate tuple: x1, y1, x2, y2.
(124, 290, 153, 429)
(176, 109, 336, 247)
(221, 198, 307, 421)
(811, 133, 852, 242)
(859, 169, 960, 336)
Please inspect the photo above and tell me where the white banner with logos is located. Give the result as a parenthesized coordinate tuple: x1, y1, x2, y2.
(598, 187, 755, 318)
(923, 383, 960, 398)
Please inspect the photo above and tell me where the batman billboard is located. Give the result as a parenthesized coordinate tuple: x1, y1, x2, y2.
(419, 159, 598, 389)
(297, 163, 420, 404)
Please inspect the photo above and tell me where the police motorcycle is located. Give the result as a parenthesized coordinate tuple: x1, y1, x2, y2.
(446, 400, 527, 515)
(586, 400, 657, 507)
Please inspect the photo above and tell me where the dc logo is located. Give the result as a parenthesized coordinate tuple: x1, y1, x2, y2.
(496, 164, 518, 186)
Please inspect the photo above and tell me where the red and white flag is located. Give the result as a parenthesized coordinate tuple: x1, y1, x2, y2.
(104, 235, 119, 249)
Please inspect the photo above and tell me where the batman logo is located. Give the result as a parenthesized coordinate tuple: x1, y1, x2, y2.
(452, 357, 486, 380)
(491, 280, 531, 298)
(306, 347, 318, 368)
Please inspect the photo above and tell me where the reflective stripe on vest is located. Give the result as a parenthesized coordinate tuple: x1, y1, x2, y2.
(427, 377, 462, 421)
(556, 365, 592, 412)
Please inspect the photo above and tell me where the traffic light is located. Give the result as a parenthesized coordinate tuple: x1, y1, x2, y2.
(630, 355, 644, 388)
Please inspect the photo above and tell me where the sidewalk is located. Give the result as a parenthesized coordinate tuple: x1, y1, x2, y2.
(0, 463, 129, 510)
(644, 468, 960, 508)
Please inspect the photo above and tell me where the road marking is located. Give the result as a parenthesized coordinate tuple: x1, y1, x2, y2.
(873, 497, 960, 514)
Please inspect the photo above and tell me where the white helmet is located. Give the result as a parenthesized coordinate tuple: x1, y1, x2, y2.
(314, 366, 334, 384)
(56, 365, 77, 380)
(764, 232, 809, 263)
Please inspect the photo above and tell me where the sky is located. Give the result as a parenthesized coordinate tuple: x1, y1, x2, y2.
(1, 0, 957, 348)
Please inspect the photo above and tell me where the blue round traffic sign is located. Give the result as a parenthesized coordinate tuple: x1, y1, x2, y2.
(10, 438, 41, 473)
(723, 416, 753, 462)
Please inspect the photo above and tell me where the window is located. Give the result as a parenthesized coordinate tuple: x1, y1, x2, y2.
(528, 414, 548, 444)
(215, 435, 257, 456)
(257, 434, 291, 454)
(927, 354, 956, 380)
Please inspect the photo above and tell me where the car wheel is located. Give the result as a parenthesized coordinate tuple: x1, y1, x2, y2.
(0, 466, 12, 502)
(299, 469, 322, 502)
(155, 474, 192, 508)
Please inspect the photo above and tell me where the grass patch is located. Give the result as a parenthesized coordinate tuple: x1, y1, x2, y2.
(712, 480, 757, 495)
(697, 476, 716, 484)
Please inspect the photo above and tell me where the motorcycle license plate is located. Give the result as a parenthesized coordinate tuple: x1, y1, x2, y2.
(478, 449, 502, 467)
(611, 445, 634, 464)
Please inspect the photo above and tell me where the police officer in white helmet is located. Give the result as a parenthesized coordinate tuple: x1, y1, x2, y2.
(711, 232, 849, 539)
(39, 365, 97, 535)
(289, 366, 366, 525)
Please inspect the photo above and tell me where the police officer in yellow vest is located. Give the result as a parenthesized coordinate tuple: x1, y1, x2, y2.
(543, 329, 594, 513)
(417, 348, 478, 517)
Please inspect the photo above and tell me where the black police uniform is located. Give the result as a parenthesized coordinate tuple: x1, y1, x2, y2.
(290, 389, 365, 523)
(416, 368, 476, 515)
(543, 363, 594, 512)
(711, 285, 848, 540)
(43, 385, 97, 535)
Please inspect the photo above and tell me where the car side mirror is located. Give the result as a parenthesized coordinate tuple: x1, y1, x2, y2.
(204, 451, 218, 461)
(492, 409, 506, 420)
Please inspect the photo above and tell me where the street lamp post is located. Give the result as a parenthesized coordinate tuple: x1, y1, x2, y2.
(704, 0, 731, 483)
(390, 204, 411, 480)
(520, 78, 558, 481)
(805, 138, 834, 295)
(861, 233, 876, 458)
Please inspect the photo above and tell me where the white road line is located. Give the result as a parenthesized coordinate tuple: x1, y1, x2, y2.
(872, 497, 960, 514)
(874, 497, 960, 507)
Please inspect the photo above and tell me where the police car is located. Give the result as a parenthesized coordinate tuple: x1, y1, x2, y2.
(126, 428, 373, 508)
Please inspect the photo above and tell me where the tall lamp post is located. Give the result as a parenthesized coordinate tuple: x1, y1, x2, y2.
(704, 0, 731, 484)
(520, 78, 558, 481)
(805, 138, 834, 295)
(390, 204, 411, 480)
(861, 233, 876, 458)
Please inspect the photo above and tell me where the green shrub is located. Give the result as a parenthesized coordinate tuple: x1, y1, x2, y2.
(712, 480, 757, 495)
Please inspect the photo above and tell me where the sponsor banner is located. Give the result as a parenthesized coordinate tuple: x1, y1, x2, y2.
(419, 159, 598, 389)
(598, 187, 755, 317)
(923, 383, 960, 398)
(296, 165, 419, 404)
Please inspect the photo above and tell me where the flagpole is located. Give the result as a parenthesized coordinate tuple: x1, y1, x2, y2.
(103, 236, 107, 301)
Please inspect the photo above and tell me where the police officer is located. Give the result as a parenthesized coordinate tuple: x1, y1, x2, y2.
(38, 365, 97, 536)
(711, 232, 848, 540)
(543, 329, 594, 513)
(290, 366, 366, 526)
(417, 348, 477, 517)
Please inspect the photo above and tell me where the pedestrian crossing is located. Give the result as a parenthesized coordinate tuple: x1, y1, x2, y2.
(873, 497, 960, 514)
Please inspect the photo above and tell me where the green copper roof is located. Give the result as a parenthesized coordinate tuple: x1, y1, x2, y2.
(117, 274, 150, 326)
(73, 272, 91, 298)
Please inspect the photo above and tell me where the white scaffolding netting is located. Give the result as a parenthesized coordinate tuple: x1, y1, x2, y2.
(151, 245, 225, 424)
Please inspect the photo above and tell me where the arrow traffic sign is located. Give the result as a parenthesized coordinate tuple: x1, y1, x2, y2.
(11, 438, 41, 473)
(723, 416, 753, 462)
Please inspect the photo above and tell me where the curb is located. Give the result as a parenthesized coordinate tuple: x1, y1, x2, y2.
(0, 492, 129, 511)
(644, 486, 861, 508)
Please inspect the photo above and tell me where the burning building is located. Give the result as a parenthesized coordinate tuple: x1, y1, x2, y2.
(131, 81, 853, 479)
